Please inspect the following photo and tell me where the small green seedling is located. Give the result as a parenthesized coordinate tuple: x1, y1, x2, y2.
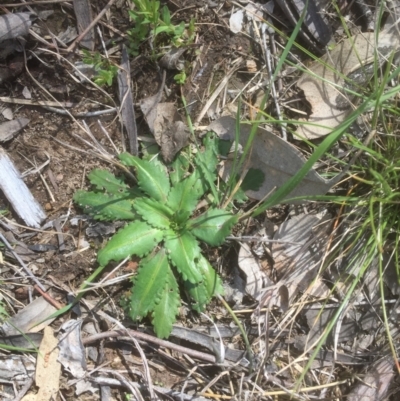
(128, 0, 195, 56)
(74, 134, 237, 338)
(82, 50, 118, 86)
(174, 71, 187, 85)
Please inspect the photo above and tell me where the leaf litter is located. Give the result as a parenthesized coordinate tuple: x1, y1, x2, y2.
(297, 22, 400, 138)
(140, 88, 190, 162)
(1, 0, 400, 400)
(208, 116, 335, 201)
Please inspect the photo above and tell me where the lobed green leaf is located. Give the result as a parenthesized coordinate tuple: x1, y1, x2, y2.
(73, 191, 136, 221)
(189, 209, 238, 246)
(200, 132, 219, 174)
(87, 169, 130, 195)
(119, 153, 170, 202)
(184, 253, 223, 312)
(97, 221, 163, 266)
(169, 153, 190, 186)
(133, 197, 172, 229)
(195, 132, 219, 203)
(151, 263, 180, 338)
(197, 253, 224, 297)
(129, 249, 170, 320)
(164, 231, 203, 284)
(167, 171, 203, 215)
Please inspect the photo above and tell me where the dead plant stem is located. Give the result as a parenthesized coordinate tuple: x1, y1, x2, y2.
(82, 330, 216, 363)
(217, 294, 254, 370)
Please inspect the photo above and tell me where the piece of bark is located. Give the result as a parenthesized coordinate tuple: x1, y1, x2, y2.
(0, 147, 46, 228)
(35, 327, 61, 401)
(73, 0, 95, 50)
(0, 118, 30, 142)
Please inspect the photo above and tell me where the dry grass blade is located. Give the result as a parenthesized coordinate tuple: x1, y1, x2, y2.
(118, 46, 138, 154)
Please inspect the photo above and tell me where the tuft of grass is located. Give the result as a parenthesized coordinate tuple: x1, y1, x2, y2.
(226, 0, 400, 387)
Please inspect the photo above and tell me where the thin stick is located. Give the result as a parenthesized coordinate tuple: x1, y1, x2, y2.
(261, 27, 287, 141)
(0, 97, 75, 108)
(11, 377, 34, 401)
(3, 0, 70, 5)
(0, 233, 46, 292)
(33, 285, 63, 309)
(42, 106, 117, 118)
(82, 330, 216, 363)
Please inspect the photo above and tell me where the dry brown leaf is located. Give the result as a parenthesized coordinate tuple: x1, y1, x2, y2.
(0, 355, 35, 383)
(1, 107, 13, 120)
(272, 213, 331, 300)
(1, 297, 57, 335)
(347, 356, 395, 401)
(159, 48, 186, 70)
(229, 10, 244, 34)
(58, 320, 87, 378)
(35, 327, 61, 401)
(237, 243, 271, 299)
(304, 305, 358, 347)
(297, 27, 400, 139)
(208, 116, 334, 202)
(140, 99, 189, 162)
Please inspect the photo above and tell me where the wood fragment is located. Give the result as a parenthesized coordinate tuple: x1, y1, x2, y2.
(0, 147, 46, 228)
(72, 0, 95, 50)
(0, 96, 75, 107)
(35, 327, 61, 401)
(68, 0, 118, 52)
(3, 0, 70, 6)
(0, 118, 30, 143)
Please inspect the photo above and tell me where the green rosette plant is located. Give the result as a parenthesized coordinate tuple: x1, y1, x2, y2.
(74, 133, 237, 338)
